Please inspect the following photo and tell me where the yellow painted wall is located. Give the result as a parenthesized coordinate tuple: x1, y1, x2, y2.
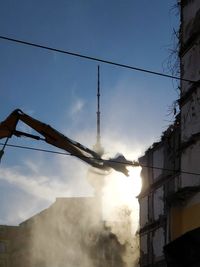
(170, 206, 182, 240)
(170, 202, 200, 240)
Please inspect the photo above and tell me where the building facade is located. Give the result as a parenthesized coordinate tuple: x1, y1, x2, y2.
(0, 225, 18, 267)
(1, 197, 128, 267)
(138, 118, 181, 267)
(139, 0, 200, 266)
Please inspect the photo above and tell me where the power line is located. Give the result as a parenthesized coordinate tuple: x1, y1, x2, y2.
(1, 142, 200, 177)
(0, 142, 71, 156)
(0, 35, 197, 83)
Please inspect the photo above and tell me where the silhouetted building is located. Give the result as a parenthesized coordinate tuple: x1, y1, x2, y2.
(138, 117, 181, 267)
(138, 1, 200, 266)
(0, 225, 18, 267)
(1, 197, 127, 267)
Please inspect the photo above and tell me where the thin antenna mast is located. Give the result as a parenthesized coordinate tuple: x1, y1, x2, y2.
(94, 65, 104, 155)
(97, 65, 100, 145)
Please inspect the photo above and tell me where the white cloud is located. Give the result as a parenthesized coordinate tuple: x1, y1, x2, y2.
(70, 98, 85, 116)
(0, 167, 67, 201)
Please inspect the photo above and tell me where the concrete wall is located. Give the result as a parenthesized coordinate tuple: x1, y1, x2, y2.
(153, 186, 164, 221)
(181, 140, 200, 187)
(139, 196, 148, 228)
(153, 227, 165, 260)
(181, 41, 200, 92)
(181, 0, 200, 44)
(153, 146, 164, 181)
(165, 0, 200, 249)
(139, 1, 200, 265)
(139, 143, 168, 266)
(0, 226, 18, 267)
(180, 0, 200, 190)
(181, 87, 200, 140)
(140, 234, 147, 255)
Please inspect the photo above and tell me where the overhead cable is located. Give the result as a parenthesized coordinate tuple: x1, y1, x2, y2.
(1, 142, 200, 177)
(0, 35, 197, 83)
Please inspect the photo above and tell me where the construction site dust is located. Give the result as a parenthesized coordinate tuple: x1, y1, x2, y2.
(24, 166, 141, 267)
(0, 100, 142, 266)
(0, 106, 141, 266)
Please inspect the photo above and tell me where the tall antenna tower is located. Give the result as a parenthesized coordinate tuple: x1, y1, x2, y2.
(94, 65, 104, 155)
(97, 65, 100, 145)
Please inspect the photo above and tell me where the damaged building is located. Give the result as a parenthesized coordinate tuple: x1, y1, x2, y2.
(0, 226, 18, 267)
(138, 0, 200, 266)
(0, 196, 129, 267)
(138, 117, 181, 267)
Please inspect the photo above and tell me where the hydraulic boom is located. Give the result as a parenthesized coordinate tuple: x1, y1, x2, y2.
(0, 109, 133, 176)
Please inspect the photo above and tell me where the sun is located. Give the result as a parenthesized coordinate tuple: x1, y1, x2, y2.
(127, 166, 142, 197)
(112, 166, 142, 206)
(102, 166, 142, 221)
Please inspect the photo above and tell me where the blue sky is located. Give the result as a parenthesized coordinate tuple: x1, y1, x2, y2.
(0, 0, 179, 225)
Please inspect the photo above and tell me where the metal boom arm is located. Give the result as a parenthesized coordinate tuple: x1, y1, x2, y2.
(0, 109, 131, 175)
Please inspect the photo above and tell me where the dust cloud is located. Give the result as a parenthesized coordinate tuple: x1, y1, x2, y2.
(20, 166, 141, 267)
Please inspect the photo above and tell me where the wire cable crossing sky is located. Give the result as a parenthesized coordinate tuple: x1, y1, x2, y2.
(0, 35, 196, 83)
(1, 142, 200, 177)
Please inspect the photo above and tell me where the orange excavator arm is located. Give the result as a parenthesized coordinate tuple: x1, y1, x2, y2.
(0, 109, 132, 175)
